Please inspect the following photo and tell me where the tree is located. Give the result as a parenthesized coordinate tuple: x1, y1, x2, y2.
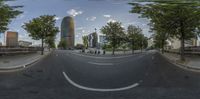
(45, 36, 56, 49)
(58, 38, 67, 50)
(82, 35, 88, 49)
(121, 42, 128, 54)
(135, 33, 147, 52)
(153, 31, 168, 53)
(0, 0, 22, 33)
(129, 0, 200, 61)
(23, 15, 59, 55)
(101, 22, 125, 55)
(127, 25, 143, 54)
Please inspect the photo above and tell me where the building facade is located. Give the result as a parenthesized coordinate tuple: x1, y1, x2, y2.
(5, 31, 18, 47)
(98, 35, 107, 49)
(88, 32, 98, 48)
(166, 37, 198, 49)
(147, 37, 154, 48)
(61, 16, 75, 49)
(18, 40, 32, 47)
(197, 40, 200, 46)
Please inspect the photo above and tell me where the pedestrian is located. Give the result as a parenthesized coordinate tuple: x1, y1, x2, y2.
(103, 50, 105, 55)
(98, 50, 100, 54)
(95, 50, 97, 54)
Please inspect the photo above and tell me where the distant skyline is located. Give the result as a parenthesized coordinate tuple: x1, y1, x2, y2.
(0, 0, 151, 45)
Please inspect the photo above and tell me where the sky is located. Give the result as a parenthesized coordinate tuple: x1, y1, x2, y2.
(0, 0, 151, 45)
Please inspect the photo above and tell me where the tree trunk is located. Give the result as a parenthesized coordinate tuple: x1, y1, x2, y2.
(161, 47, 164, 54)
(141, 41, 143, 52)
(161, 40, 164, 54)
(41, 38, 44, 55)
(112, 47, 115, 55)
(180, 21, 185, 61)
(180, 35, 185, 61)
(132, 41, 134, 54)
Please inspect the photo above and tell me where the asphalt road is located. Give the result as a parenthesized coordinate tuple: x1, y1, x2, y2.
(0, 50, 200, 99)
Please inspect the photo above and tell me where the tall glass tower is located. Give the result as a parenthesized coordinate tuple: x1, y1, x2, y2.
(61, 16, 75, 48)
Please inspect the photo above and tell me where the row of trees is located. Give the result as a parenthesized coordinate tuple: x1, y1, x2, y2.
(100, 22, 148, 55)
(129, 0, 200, 61)
(0, 0, 59, 55)
(82, 36, 89, 49)
(0, 0, 22, 33)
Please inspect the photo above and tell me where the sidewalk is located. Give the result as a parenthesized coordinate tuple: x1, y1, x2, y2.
(72, 50, 144, 57)
(161, 52, 200, 71)
(0, 51, 51, 70)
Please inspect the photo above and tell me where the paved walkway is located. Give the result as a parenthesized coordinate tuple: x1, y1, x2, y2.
(72, 50, 144, 57)
(162, 52, 200, 70)
(0, 51, 50, 70)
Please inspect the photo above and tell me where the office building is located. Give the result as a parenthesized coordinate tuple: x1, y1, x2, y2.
(5, 31, 18, 47)
(88, 32, 98, 48)
(167, 37, 198, 49)
(61, 16, 75, 49)
(98, 35, 107, 49)
(18, 40, 32, 47)
(147, 37, 154, 48)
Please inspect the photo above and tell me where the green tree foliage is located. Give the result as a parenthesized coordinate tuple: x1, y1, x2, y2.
(129, 0, 200, 61)
(22, 15, 59, 55)
(153, 32, 168, 53)
(45, 36, 56, 49)
(101, 22, 125, 55)
(127, 25, 143, 53)
(82, 35, 88, 49)
(0, 0, 22, 33)
(58, 38, 67, 50)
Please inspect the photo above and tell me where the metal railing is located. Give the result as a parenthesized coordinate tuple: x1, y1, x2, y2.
(165, 46, 200, 55)
(0, 47, 41, 55)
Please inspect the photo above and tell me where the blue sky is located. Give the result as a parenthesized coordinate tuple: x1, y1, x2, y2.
(0, 0, 151, 45)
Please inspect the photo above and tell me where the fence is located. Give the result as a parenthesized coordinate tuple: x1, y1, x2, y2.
(0, 47, 41, 55)
(165, 46, 200, 55)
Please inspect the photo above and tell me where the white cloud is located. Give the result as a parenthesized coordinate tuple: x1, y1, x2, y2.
(82, 30, 85, 33)
(75, 34, 79, 38)
(107, 18, 117, 23)
(54, 16, 61, 21)
(103, 15, 111, 18)
(18, 14, 25, 19)
(77, 27, 85, 30)
(86, 16, 97, 21)
(67, 9, 83, 17)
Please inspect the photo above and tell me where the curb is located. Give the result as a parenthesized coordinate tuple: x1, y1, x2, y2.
(0, 51, 52, 71)
(159, 53, 200, 72)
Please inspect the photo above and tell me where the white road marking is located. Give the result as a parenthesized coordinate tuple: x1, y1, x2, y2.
(62, 72, 140, 92)
(88, 62, 114, 66)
